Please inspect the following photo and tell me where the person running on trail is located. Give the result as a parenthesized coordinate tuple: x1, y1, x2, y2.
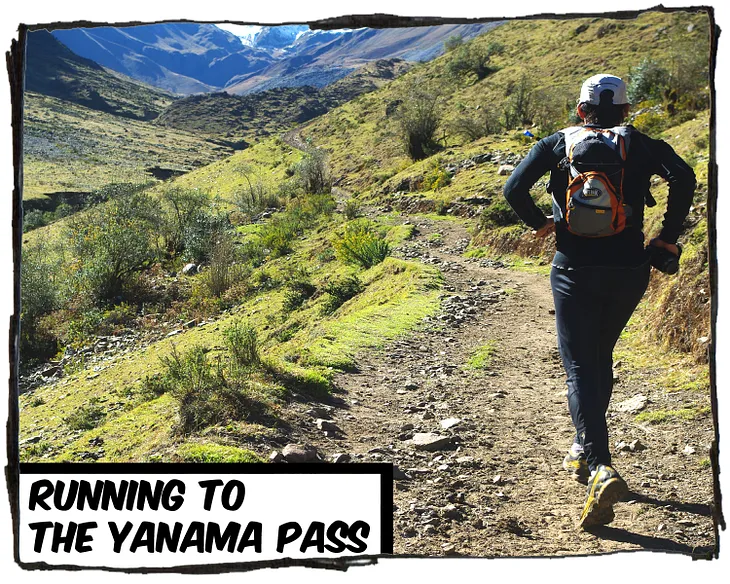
(502, 74, 696, 528)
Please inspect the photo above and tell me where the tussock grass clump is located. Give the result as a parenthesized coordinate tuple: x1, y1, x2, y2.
(224, 320, 260, 371)
(282, 269, 317, 313)
(321, 275, 365, 315)
(159, 345, 251, 434)
(333, 219, 391, 269)
(64, 398, 107, 431)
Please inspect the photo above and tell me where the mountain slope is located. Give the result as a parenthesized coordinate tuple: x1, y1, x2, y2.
(51, 23, 275, 94)
(25, 29, 174, 119)
(155, 58, 411, 142)
(226, 22, 497, 94)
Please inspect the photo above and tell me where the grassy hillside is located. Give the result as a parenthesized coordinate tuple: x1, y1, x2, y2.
(155, 59, 411, 143)
(301, 10, 710, 192)
(23, 93, 235, 205)
(26, 30, 175, 120)
(19, 8, 713, 465)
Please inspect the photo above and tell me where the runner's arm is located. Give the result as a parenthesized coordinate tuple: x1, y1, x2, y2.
(645, 136, 697, 244)
(503, 135, 560, 230)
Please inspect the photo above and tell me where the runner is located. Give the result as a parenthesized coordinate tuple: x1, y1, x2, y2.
(502, 74, 696, 528)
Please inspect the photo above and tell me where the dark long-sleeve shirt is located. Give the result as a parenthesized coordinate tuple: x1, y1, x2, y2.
(503, 125, 696, 268)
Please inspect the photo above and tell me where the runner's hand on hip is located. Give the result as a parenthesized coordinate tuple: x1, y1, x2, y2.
(533, 216, 555, 238)
(649, 237, 680, 256)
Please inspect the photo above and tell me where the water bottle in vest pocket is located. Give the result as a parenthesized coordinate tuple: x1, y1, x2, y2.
(559, 126, 632, 237)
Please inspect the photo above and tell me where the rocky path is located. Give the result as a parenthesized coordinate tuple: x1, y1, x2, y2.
(277, 214, 717, 558)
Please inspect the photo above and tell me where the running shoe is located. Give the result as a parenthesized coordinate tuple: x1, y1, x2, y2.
(579, 464, 629, 529)
(563, 443, 590, 484)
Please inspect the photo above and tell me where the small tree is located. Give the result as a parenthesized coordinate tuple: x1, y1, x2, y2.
(395, 79, 443, 160)
(66, 191, 159, 304)
(295, 148, 332, 195)
(627, 58, 670, 104)
(444, 34, 463, 52)
(447, 41, 504, 81)
(160, 187, 209, 257)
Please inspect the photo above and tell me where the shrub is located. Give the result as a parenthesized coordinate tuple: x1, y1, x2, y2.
(182, 209, 230, 264)
(64, 397, 106, 430)
(223, 320, 260, 371)
(447, 41, 503, 81)
(295, 148, 332, 194)
(632, 110, 667, 135)
(395, 79, 443, 161)
(480, 199, 518, 228)
(333, 220, 391, 269)
(501, 74, 535, 129)
(65, 191, 159, 304)
(23, 209, 47, 232)
(259, 213, 301, 257)
(54, 202, 74, 219)
(282, 269, 317, 312)
(449, 105, 502, 141)
(422, 159, 452, 191)
(321, 275, 364, 315)
(201, 234, 243, 297)
(444, 34, 463, 52)
(232, 165, 281, 219)
(628, 58, 670, 104)
(161, 344, 249, 434)
(20, 241, 61, 359)
(159, 187, 210, 257)
(343, 199, 362, 220)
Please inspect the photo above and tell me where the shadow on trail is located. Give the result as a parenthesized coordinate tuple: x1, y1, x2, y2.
(625, 490, 713, 517)
(585, 525, 715, 559)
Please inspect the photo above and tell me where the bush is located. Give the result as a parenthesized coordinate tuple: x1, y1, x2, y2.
(65, 191, 159, 304)
(395, 79, 443, 161)
(232, 165, 281, 219)
(444, 34, 463, 52)
(20, 241, 61, 359)
(64, 398, 106, 430)
(23, 209, 47, 232)
(628, 58, 670, 104)
(321, 275, 364, 315)
(223, 320, 260, 371)
(259, 213, 301, 257)
(161, 344, 250, 434)
(422, 159, 452, 191)
(282, 269, 317, 312)
(447, 41, 503, 81)
(201, 234, 244, 297)
(480, 199, 518, 228)
(333, 220, 391, 269)
(449, 105, 502, 141)
(182, 209, 230, 264)
(159, 187, 210, 257)
(501, 74, 534, 130)
(343, 199, 362, 220)
(295, 148, 332, 194)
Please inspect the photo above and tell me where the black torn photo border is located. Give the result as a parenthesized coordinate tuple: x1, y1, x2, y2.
(2, 0, 728, 580)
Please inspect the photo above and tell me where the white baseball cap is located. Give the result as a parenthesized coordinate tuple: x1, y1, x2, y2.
(578, 74, 629, 105)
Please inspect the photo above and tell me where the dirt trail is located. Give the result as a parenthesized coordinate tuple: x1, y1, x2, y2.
(279, 213, 717, 558)
(277, 130, 717, 557)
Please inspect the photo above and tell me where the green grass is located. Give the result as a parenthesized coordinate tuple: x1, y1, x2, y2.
(466, 341, 498, 370)
(176, 443, 265, 463)
(634, 406, 710, 425)
(23, 93, 230, 201)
